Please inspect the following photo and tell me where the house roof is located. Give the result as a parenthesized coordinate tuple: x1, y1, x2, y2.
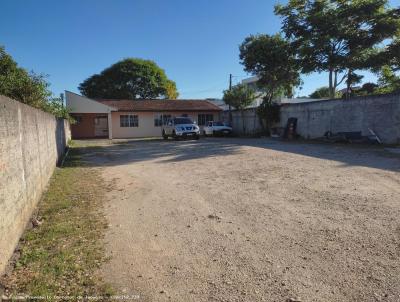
(95, 99, 222, 112)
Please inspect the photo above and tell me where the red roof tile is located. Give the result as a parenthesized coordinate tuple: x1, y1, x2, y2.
(96, 99, 222, 112)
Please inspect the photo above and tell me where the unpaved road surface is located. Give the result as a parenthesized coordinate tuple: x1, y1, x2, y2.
(79, 138, 400, 302)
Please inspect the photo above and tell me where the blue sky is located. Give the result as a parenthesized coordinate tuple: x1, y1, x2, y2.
(1, 0, 399, 99)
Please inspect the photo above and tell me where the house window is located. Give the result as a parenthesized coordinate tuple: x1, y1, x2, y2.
(154, 113, 171, 127)
(120, 115, 139, 127)
(197, 114, 214, 126)
(74, 116, 82, 125)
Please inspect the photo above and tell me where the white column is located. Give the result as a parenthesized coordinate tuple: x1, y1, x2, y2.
(108, 112, 113, 140)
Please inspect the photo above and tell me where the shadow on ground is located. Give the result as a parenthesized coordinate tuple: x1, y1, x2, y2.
(71, 138, 400, 172)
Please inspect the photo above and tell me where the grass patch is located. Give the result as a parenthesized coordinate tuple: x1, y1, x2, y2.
(0, 147, 114, 301)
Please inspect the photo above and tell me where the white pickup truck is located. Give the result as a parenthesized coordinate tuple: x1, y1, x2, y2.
(162, 117, 200, 140)
(203, 121, 232, 136)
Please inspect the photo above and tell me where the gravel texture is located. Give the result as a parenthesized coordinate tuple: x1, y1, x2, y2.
(79, 138, 400, 302)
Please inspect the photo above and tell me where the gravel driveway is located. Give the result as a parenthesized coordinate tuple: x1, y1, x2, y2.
(78, 138, 400, 302)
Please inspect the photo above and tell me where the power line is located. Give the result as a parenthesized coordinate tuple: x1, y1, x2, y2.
(179, 79, 229, 95)
(179, 87, 225, 95)
(178, 74, 250, 97)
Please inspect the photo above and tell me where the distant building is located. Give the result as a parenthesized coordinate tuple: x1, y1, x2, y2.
(241, 76, 329, 104)
(65, 91, 221, 139)
(205, 98, 229, 111)
(213, 76, 327, 112)
(241, 76, 264, 108)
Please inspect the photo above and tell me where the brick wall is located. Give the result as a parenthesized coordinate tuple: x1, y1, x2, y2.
(70, 113, 96, 138)
(0, 95, 71, 274)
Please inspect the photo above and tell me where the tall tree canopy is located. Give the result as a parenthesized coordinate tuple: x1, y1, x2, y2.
(239, 34, 301, 134)
(239, 34, 301, 102)
(223, 84, 256, 133)
(371, 38, 400, 94)
(275, 0, 400, 98)
(387, 39, 400, 70)
(164, 80, 179, 99)
(0, 46, 69, 119)
(0, 46, 51, 108)
(309, 87, 332, 99)
(375, 65, 400, 94)
(78, 58, 179, 99)
(222, 84, 256, 110)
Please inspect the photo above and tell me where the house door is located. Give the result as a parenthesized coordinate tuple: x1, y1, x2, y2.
(94, 116, 108, 137)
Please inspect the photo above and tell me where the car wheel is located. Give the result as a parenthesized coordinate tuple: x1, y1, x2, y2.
(172, 130, 179, 140)
(195, 134, 200, 140)
(162, 130, 168, 140)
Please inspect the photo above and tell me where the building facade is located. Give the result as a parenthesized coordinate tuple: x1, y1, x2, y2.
(65, 91, 221, 139)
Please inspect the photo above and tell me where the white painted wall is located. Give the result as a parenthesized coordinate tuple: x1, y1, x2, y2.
(111, 111, 218, 138)
(65, 91, 115, 114)
(64, 91, 219, 138)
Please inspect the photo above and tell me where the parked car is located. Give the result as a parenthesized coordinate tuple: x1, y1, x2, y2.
(203, 121, 232, 136)
(162, 117, 200, 140)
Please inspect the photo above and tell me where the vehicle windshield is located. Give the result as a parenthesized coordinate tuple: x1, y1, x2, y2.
(174, 117, 193, 124)
(214, 122, 224, 126)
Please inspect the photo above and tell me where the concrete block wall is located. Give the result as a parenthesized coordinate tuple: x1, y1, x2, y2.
(0, 95, 71, 274)
(279, 94, 400, 144)
(220, 108, 262, 135)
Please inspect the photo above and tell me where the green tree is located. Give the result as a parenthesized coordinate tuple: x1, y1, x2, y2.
(359, 83, 379, 95)
(387, 39, 400, 70)
(275, 0, 345, 98)
(223, 84, 256, 134)
(370, 39, 400, 94)
(275, 0, 400, 99)
(339, 1, 399, 98)
(239, 34, 301, 134)
(165, 80, 179, 99)
(239, 34, 301, 103)
(0, 46, 51, 108)
(43, 97, 71, 120)
(375, 65, 400, 94)
(0, 46, 70, 120)
(309, 87, 331, 99)
(78, 58, 178, 99)
(256, 98, 280, 135)
(343, 72, 364, 98)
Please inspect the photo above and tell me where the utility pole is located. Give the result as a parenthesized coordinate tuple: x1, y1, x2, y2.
(60, 93, 65, 107)
(228, 73, 232, 125)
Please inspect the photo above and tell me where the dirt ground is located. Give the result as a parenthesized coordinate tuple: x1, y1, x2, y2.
(77, 138, 400, 302)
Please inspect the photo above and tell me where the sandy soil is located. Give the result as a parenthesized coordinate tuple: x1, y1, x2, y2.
(79, 138, 400, 302)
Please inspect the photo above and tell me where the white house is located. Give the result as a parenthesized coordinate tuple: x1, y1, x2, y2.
(65, 91, 221, 139)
